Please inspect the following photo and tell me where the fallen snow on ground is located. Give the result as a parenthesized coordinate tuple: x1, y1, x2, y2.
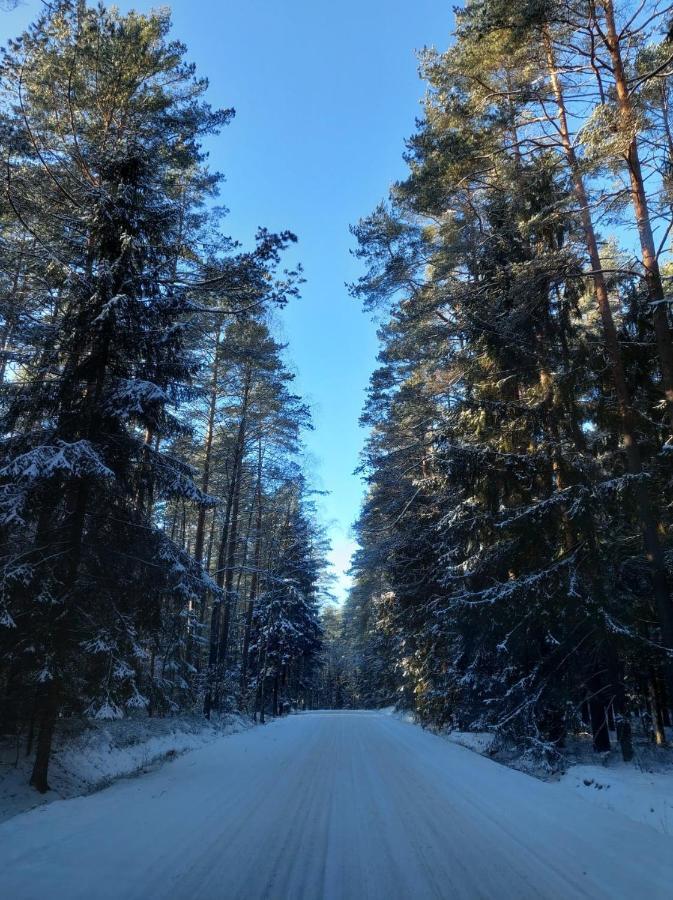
(1, 711, 672, 899)
(446, 730, 496, 754)
(555, 763, 673, 837)
(437, 726, 673, 839)
(0, 712, 252, 824)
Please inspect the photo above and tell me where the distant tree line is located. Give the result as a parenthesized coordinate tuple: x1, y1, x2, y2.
(0, 1, 325, 792)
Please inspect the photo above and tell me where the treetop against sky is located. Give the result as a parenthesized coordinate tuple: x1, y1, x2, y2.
(1, 0, 454, 602)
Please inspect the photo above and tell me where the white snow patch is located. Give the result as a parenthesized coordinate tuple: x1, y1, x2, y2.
(446, 730, 496, 753)
(0, 712, 253, 824)
(435, 728, 673, 838)
(555, 763, 673, 837)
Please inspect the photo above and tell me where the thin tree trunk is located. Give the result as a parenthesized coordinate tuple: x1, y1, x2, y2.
(240, 441, 263, 707)
(588, 670, 611, 752)
(194, 327, 222, 567)
(216, 374, 251, 668)
(272, 673, 279, 718)
(30, 476, 90, 790)
(29, 679, 58, 793)
(204, 373, 251, 715)
(219, 461, 243, 668)
(189, 330, 223, 664)
(649, 672, 667, 746)
(601, 1, 673, 427)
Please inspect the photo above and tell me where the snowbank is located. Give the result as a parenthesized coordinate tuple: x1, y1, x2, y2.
(555, 764, 673, 837)
(0, 712, 253, 823)
(436, 726, 673, 838)
(445, 730, 496, 754)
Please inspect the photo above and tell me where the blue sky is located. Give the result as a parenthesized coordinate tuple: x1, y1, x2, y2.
(2, 0, 453, 602)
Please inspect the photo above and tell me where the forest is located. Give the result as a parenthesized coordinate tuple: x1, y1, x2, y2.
(325, 0, 673, 766)
(4, 2, 673, 897)
(3, 0, 673, 808)
(0, 1, 326, 793)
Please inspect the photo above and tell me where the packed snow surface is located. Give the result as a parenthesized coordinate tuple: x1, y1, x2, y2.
(1, 710, 672, 899)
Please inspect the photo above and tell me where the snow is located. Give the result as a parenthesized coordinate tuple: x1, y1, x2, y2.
(0, 713, 252, 824)
(441, 728, 673, 837)
(0, 440, 114, 484)
(446, 729, 496, 753)
(1, 710, 672, 899)
(106, 378, 169, 415)
(555, 763, 673, 837)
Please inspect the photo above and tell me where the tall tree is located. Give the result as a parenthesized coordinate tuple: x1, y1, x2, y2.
(0, 1, 319, 791)
(347, 0, 673, 760)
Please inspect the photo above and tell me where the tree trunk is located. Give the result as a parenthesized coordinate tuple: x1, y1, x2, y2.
(601, 0, 673, 428)
(187, 331, 222, 669)
(588, 671, 611, 753)
(272, 673, 279, 718)
(194, 327, 221, 568)
(218, 464, 243, 668)
(29, 679, 59, 793)
(240, 443, 263, 708)
(203, 601, 221, 719)
(649, 672, 667, 746)
(204, 374, 251, 715)
(607, 649, 633, 762)
(215, 374, 251, 672)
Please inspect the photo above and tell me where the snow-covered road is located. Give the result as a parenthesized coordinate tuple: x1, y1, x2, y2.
(1, 710, 671, 899)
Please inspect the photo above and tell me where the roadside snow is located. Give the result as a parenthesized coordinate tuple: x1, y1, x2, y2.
(0, 712, 253, 824)
(446, 730, 496, 753)
(436, 726, 673, 838)
(555, 764, 673, 837)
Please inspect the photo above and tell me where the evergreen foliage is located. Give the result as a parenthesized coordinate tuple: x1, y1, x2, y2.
(346, 0, 673, 762)
(0, 1, 325, 792)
